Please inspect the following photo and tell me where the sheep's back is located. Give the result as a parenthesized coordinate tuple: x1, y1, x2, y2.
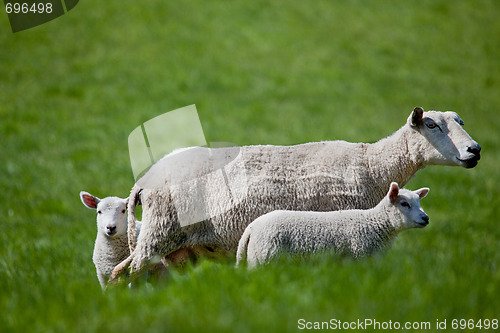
(136, 142, 385, 251)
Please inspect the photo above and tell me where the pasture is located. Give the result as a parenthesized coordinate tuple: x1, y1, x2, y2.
(0, 1, 499, 332)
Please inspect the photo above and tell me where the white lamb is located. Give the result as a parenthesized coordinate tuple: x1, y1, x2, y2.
(80, 191, 136, 289)
(111, 107, 480, 282)
(236, 182, 429, 268)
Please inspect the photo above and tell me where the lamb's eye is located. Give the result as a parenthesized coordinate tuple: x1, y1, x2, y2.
(401, 201, 411, 208)
(121, 209, 126, 214)
(97, 210, 102, 214)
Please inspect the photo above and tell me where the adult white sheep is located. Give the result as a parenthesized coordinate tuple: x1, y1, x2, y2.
(236, 182, 429, 268)
(110, 107, 480, 282)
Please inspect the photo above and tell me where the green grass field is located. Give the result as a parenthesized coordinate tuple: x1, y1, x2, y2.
(1, 1, 499, 332)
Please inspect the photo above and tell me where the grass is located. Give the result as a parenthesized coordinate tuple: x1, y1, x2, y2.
(1, 0, 499, 332)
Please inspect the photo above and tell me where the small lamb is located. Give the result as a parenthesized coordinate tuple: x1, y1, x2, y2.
(236, 182, 429, 268)
(80, 191, 136, 289)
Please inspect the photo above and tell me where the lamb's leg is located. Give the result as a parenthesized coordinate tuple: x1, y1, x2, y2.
(97, 270, 107, 290)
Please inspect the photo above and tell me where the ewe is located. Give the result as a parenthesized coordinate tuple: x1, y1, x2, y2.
(236, 182, 429, 268)
(111, 107, 480, 282)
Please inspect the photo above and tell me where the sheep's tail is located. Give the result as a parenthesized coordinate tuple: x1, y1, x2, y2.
(235, 227, 251, 267)
(127, 185, 142, 253)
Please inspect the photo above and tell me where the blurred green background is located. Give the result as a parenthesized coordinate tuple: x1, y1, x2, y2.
(0, 1, 499, 332)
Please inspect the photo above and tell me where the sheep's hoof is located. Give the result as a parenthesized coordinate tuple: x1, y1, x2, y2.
(107, 274, 129, 289)
(108, 267, 129, 286)
(106, 276, 125, 289)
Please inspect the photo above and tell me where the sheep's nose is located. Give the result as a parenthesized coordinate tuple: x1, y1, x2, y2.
(467, 145, 481, 159)
(422, 215, 429, 224)
(107, 226, 117, 233)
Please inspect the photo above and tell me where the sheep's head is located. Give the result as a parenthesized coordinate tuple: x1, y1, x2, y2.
(387, 182, 429, 229)
(408, 107, 481, 168)
(80, 191, 128, 238)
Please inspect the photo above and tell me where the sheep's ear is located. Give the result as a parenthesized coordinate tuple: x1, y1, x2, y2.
(415, 187, 430, 200)
(408, 107, 424, 127)
(80, 191, 100, 209)
(388, 182, 399, 202)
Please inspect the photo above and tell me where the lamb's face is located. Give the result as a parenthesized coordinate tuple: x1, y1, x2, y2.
(409, 109, 481, 168)
(387, 183, 429, 230)
(393, 188, 429, 229)
(95, 197, 128, 238)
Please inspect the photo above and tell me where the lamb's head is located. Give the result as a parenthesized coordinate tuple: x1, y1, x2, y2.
(408, 107, 481, 168)
(80, 191, 128, 238)
(386, 182, 429, 230)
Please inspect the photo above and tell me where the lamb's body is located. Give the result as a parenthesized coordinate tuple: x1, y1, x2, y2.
(92, 220, 142, 288)
(111, 108, 480, 281)
(237, 210, 395, 267)
(236, 183, 430, 267)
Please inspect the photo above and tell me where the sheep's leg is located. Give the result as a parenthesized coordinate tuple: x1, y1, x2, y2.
(164, 247, 198, 267)
(108, 254, 134, 285)
(129, 244, 163, 279)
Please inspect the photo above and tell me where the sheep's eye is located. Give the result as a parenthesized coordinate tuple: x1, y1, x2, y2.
(401, 201, 411, 208)
(97, 210, 102, 214)
(121, 209, 126, 214)
(426, 122, 442, 132)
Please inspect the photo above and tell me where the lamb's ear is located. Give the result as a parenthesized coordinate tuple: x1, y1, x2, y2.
(80, 191, 100, 209)
(388, 182, 399, 202)
(415, 187, 430, 200)
(408, 107, 424, 127)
